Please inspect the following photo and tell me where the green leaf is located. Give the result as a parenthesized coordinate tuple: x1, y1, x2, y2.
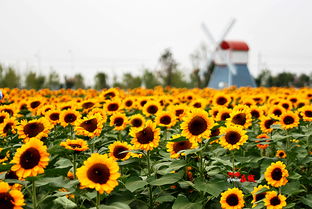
(149, 173, 183, 186)
(91, 202, 131, 209)
(0, 164, 12, 172)
(172, 195, 202, 209)
(194, 180, 229, 197)
(125, 178, 147, 192)
(156, 195, 175, 203)
(300, 194, 312, 208)
(167, 160, 187, 171)
(35, 176, 66, 187)
(281, 181, 304, 196)
(54, 196, 77, 209)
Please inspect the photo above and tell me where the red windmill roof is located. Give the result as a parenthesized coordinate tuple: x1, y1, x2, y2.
(220, 41, 249, 51)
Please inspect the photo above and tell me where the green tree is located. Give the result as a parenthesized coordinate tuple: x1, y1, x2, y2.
(1, 67, 20, 88)
(74, 74, 85, 89)
(122, 73, 142, 89)
(46, 70, 60, 90)
(158, 49, 177, 86)
(142, 69, 161, 89)
(25, 71, 45, 90)
(94, 72, 109, 90)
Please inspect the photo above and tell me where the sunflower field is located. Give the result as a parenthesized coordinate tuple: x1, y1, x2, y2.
(0, 87, 311, 209)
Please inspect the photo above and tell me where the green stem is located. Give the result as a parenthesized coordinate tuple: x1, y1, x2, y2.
(96, 191, 101, 209)
(199, 148, 204, 180)
(73, 152, 77, 179)
(32, 180, 37, 209)
(146, 151, 153, 209)
(231, 151, 235, 187)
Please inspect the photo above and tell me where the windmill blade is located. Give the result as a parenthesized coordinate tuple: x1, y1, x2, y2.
(216, 18, 236, 45)
(201, 23, 217, 48)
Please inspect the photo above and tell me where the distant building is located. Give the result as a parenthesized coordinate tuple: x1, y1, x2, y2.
(208, 41, 256, 88)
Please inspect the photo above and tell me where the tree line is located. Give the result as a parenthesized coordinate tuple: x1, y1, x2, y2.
(0, 49, 311, 89)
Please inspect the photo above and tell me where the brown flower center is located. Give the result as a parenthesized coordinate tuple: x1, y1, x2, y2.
(173, 141, 192, 153)
(136, 127, 154, 144)
(0, 116, 6, 123)
(251, 110, 260, 118)
(221, 113, 230, 121)
(226, 194, 239, 206)
(64, 113, 77, 123)
(23, 122, 44, 138)
(125, 100, 133, 107)
(147, 105, 158, 114)
(30, 101, 41, 109)
(82, 102, 95, 109)
(210, 128, 220, 137)
(279, 152, 284, 157)
(87, 163, 110, 184)
(232, 113, 247, 126)
(282, 103, 289, 109)
(255, 193, 266, 201)
(225, 131, 241, 145)
(264, 119, 274, 129)
(20, 147, 41, 169)
(216, 97, 227, 105)
(140, 100, 147, 107)
(50, 113, 59, 121)
(273, 109, 282, 117)
(107, 103, 118, 111)
(305, 110, 312, 117)
(114, 117, 124, 127)
(0, 192, 14, 209)
(113, 146, 128, 159)
(69, 144, 82, 149)
(3, 123, 13, 134)
(131, 119, 143, 127)
(3, 109, 13, 116)
(5, 170, 19, 186)
(175, 109, 184, 117)
(160, 115, 171, 125)
(271, 168, 283, 180)
(193, 103, 201, 108)
(283, 116, 294, 125)
(80, 118, 98, 132)
(188, 116, 208, 136)
(105, 92, 115, 98)
(270, 196, 281, 206)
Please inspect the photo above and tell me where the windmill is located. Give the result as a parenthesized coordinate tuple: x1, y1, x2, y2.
(201, 19, 256, 88)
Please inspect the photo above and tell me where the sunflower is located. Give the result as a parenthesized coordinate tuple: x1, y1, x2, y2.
(103, 99, 123, 115)
(143, 100, 162, 117)
(123, 97, 135, 109)
(268, 105, 285, 119)
(180, 108, 214, 143)
(0, 182, 25, 209)
(213, 93, 231, 106)
(76, 153, 120, 194)
(190, 98, 207, 109)
(220, 187, 245, 209)
(276, 150, 286, 159)
(109, 113, 128, 131)
(0, 148, 9, 163)
(227, 109, 252, 129)
(74, 113, 103, 138)
(58, 102, 77, 111)
(0, 111, 10, 124)
(155, 111, 177, 128)
(45, 109, 61, 125)
(0, 117, 17, 137)
(130, 120, 160, 151)
(129, 114, 145, 129)
(80, 99, 97, 112)
(209, 106, 220, 119)
(259, 116, 276, 133)
(299, 105, 312, 122)
(250, 105, 264, 119)
(264, 161, 288, 187)
(256, 134, 270, 149)
(166, 134, 198, 159)
(60, 109, 81, 127)
(0, 104, 18, 117)
(216, 107, 232, 121)
(27, 98, 45, 114)
(108, 141, 133, 161)
(219, 125, 248, 150)
(11, 138, 49, 178)
(60, 139, 89, 152)
(17, 117, 52, 142)
(169, 104, 189, 120)
(36, 104, 55, 116)
(102, 88, 119, 99)
(278, 111, 299, 130)
(264, 191, 287, 209)
(88, 108, 107, 124)
(251, 185, 270, 207)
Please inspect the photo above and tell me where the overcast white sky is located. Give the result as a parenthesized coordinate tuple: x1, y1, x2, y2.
(0, 0, 312, 85)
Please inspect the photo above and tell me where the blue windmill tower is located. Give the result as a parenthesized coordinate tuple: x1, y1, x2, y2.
(201, 19, 256, 88)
